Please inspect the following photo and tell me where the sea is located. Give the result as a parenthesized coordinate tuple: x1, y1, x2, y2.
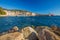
(0, 16, 60, 32)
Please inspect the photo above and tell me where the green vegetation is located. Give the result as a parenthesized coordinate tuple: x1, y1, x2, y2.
(0, 7, 6, 15)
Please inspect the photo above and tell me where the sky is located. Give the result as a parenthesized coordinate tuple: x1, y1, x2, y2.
(0, 0, 60, 15)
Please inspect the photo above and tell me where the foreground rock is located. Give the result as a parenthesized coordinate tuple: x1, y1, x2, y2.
(21, 27, 38, 40)
(35, 26, 51, 33)
(51, 26, 60, 36)
(8, 26, 19, 33)
(0, 32, 25, 40)
(38, 29, 60, 40)
(0, 26, 60, 40)
(13, 26, 19, 31)
(0, 27, 38, 40)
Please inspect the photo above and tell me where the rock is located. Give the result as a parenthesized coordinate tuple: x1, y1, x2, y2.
(50, 26, 60, 36)
(12, 26, 19, 32)
(0, 32, 25, 40)
(21, 27, 38, 40)
(1, 32, 8, 35)
(15, 33, 25, 40)
(51, 25, 57, 31)
(35, 26, 51, 33)
(0, 26, 19, 36)
(0, 27, 38, 40)
(8, 26, 19, 33)
(38, 29, 60, 40)
(44, 26, 60, 37)
(8, 29, 14, 33)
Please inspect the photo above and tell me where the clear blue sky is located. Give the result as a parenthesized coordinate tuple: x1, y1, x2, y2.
(0, 0, 60, 15)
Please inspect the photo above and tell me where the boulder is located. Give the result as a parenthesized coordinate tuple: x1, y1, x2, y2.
(38, 29, 60, 40)
(51, 25, 57, 31)
(35, 26, 51, 33)
(21, 27, 38, 40)
(0, 32, 25, 40)
(12, 26, 19, 32)
(8, 26, 19, 33)
(15, 33, 25, 40)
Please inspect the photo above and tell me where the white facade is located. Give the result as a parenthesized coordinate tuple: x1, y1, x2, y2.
(32, 13, 36, 16)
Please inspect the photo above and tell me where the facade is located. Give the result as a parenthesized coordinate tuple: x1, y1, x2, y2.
(32, 13, 36, 16)
(4, 10, 16, 16)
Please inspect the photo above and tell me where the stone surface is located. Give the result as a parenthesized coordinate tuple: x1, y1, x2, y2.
(15, 33, 25, 40)
(0, 26, 60, 40)
(0, 32, 24, 40)
(0, 27, 38, 40)
(8, 26, 19, 33)
(21, 27, 38, 40)
(35, 26, 51, 33)
(38, 29, 60, 40)
(51, 25, 57, 31)
(12, 26, 19, 31)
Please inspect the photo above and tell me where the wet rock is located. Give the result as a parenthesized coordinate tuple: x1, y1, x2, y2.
(21, 27, 38, 40)
(38, 29, 60, 40)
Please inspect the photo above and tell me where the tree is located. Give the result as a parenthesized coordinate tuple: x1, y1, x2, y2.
(0, 7, 6, 15)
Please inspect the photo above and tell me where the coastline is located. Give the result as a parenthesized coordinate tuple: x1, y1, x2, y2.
(0, 15, 40, 17)
(0, 26, 60, 40)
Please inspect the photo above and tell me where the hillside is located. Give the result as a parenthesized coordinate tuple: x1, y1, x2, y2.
(0, 7, 37, 16)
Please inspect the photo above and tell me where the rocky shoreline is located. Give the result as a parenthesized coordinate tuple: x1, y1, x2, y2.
(0, 26, 60, 40)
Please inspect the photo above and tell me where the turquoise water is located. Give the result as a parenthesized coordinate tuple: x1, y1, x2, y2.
(0, 16, 60, 32)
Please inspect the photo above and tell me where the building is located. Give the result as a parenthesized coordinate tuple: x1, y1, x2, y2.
(3, 10, 37, 16)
